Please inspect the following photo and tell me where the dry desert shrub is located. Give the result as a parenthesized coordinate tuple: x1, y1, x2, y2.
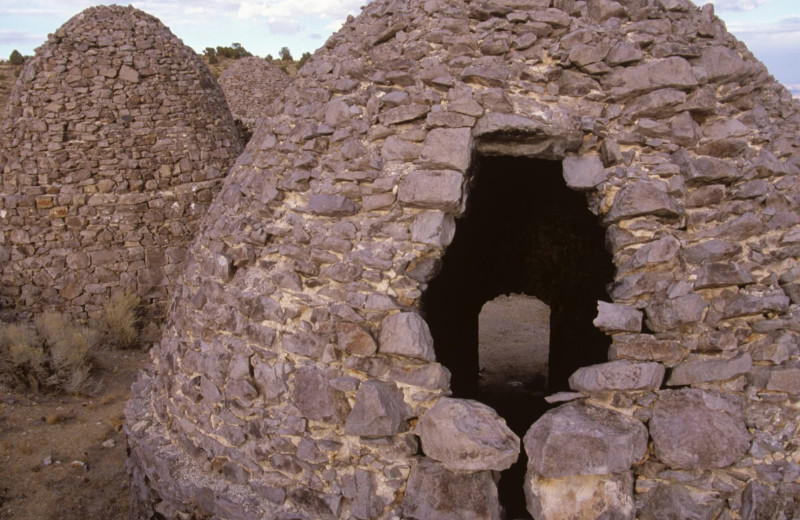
(0, 311, 97, 393)
(101, 291, 141, 349)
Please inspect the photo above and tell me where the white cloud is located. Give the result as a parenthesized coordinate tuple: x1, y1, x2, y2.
(711, 0, 769, 11)
(0, 29, 45, 47)
(238, 0, 362, 20)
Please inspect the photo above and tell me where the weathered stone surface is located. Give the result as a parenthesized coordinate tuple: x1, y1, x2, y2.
(524, 401, 648, 478)
(606, 182, 681, 222)
(378, 312, 436, 361)
(415, 397, 520, 471)
(307, 194, 358, 216)
(637, 483, 724, 520)
(411, 211, 456, 247)
(402, 459, 501, 520)
(569, 360, 665, 392)
(667, 352, 752, 386)
(605, 57, 697, 97)
(525, 471, 635, 520)
(397, 170, 464, 213)
(421, 128, 473, 172)
(650, 389, 751, 469)
(645, 294, 707, 332)
(694, 262, 755, 289)
(562, 154, 607, 190)
(593, 301, 642, 333)
(292, 367, 342, 422)
(345, 380, 410, 437)
(336, 323, 377, 356)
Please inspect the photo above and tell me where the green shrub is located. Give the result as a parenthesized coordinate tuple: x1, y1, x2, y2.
(101, 291, 141, 349)
(297, 52, 312, 69)
(9, 50, 24, 65)
(279, 46, 293, 61)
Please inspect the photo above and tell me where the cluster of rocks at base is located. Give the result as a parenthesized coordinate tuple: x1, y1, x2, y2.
(0, 5, 242, 321)
(120, 0, 800, 517)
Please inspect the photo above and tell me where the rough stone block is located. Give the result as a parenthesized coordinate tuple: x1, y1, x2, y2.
(402, 458, 501, 520)
(292, 366, 344, 422)
(593, 301, 642, 333)
(667, 352, 752, 386)
(569, 360, 665, 392)
(525, 471, 635, 520)
(605, 181, 681, 222)
(336, 323, 377, 356)
(637, 483, 723, 520)
(411, 211, 456, 247)
(421, 128, 473, 172)
(562, 154, 608, 190)
(306, 194, 358, 216)
(645, 294, 707, 332)
(524, 401, 647, 478)
(398, 170, 465, 214)
(378, 312, 436, 361)
(650, 388, 750, 469)
(344, 380, 410, 437)
(415, 397, 520, 471)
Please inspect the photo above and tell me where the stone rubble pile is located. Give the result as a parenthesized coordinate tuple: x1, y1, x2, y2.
(0, 5, 242, 320)
(217, 56, 292, 132)
(121, 0, 800, 518)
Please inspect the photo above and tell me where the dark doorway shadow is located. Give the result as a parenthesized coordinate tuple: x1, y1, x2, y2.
(421, 155, 614, 518)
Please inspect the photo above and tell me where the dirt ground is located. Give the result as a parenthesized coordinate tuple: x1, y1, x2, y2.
(0, 348, 150, 520)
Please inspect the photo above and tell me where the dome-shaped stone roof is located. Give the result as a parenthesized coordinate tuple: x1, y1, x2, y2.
(0, 5, 242, 320)
(218, 56, 292, 130)
(127, 0, 800, 518)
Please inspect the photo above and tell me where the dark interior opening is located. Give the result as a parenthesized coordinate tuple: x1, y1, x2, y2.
(421, 155, 614, 519)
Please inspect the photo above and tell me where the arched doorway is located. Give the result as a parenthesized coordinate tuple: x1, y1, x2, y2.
(421, 155, 614, 518)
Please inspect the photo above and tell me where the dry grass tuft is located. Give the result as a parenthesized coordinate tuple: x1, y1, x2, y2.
(101, 291, 141, 349)
(0, 311, 97, 394)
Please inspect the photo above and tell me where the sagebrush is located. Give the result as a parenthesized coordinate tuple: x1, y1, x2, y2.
(0, 311, 96, 393)
(101, 291, 141, 349)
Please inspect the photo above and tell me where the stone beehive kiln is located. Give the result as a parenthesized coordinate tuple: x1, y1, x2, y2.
(126, 0, 800, 518)
(0, 5, 242, 320)
(217, 56, 292, 132)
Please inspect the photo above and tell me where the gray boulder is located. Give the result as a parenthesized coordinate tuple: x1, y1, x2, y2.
(593, 301, 643, 333)
(569, 360, 665, 392)
(378, 312, 436, 361)
(415, 397, 520, 471)
(524, 401, 648, 478)
(344, 380, 411, 437)
(402, 458, 501, 520)
(650, 388, 751, 469)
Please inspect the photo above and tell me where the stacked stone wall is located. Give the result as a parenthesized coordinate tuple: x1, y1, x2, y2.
(217, 56, 292, 132)
(0, 5, 242, 321)
(127, 0, 800, 518)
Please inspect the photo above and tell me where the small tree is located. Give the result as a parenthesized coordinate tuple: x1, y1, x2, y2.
(265, 54, 274, 62)
(279, 46, 293, 62)
(297, 51, 312, 69)
(9, 49, 24, 65)
(203, 47, 218, 64)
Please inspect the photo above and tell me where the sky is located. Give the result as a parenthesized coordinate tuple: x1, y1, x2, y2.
(0, 0, 798, 96)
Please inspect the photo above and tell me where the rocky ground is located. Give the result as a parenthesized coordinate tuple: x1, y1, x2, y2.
(0, 348, 149, 520)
